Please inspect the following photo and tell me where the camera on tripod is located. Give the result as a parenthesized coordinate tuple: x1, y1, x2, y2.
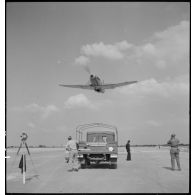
(20, 132, 28, 142)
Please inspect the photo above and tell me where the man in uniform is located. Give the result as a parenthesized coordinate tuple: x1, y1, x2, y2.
(66, 136, 79, 171)
(167, 134, 181, 171)
(126, 140, 131, 161)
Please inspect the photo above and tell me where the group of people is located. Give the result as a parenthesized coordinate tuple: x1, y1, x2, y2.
(125, 134, 181, 171)
(65, 133, 182, 172)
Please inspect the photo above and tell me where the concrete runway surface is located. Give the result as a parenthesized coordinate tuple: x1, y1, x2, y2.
(6, 147, 189, 193)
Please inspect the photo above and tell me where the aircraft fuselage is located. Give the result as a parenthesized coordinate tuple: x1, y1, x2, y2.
(90, 75, 105, 93)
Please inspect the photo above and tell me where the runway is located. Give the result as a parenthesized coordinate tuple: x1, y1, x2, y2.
(6, 147, 189, 193)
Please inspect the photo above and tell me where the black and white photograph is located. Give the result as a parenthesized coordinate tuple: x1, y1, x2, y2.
(5, 2, 190, 193)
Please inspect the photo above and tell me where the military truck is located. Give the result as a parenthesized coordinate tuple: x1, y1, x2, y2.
(76, 123, 118, 169)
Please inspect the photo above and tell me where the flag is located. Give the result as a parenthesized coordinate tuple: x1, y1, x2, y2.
(19, 154, 26, 174)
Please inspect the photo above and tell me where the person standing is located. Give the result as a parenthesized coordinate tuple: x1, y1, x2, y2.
(167, 134, 181, 171)
(66, 136, 79, 171)
(126, 140, 131, 161)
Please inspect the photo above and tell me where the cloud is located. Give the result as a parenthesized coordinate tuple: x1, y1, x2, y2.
(80, 40, 133, 60)
(130, 20, 189, 69)
(64, 94, 97, 110)
(154, 20, 189, 64)
(156, 60, 166, 69)
(74, 55, 90, 66)
(116, 76, 189, 98)
(11, 103, 59, 119)
(64, 94, 113, 110)
(146, 120, 161, 127)
(74, 20, 189, 71)
(41, 105, 59, 118)
(57, 60, 63, 64)
(27, 122, 35, 128)
(114, 40, 133, 51)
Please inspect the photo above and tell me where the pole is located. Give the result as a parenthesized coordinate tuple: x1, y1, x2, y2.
(23, 154, 25, 184)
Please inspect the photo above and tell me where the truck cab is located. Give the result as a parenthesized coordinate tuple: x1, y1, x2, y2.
(76, 123, 118, 169)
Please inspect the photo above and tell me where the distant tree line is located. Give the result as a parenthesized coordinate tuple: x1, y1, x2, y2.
(7, 143, 189, 149)
(6, 145, 63, 148)
(118, 143, 189, 147)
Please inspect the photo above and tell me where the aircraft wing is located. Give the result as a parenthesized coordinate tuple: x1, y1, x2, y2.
(101, 81, 138, 90)
(59, 84, 94, 90)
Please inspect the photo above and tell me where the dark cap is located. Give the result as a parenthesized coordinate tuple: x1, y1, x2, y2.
(171, 134, 176, 137)
(68, 136, 72, 140)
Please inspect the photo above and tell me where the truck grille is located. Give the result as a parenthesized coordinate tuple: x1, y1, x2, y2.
(89, 154, 105, 158)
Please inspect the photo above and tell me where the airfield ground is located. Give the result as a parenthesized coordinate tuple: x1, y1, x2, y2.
(6, 146, 189, 193)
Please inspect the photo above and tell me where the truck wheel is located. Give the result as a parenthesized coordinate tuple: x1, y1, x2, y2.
(86, 160, 91, 167)
(79, 159, 86, 169)
(81, 163, 86, 169)
(110, 162, 117, 169)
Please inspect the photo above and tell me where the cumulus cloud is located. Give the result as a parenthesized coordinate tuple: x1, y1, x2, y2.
(41, 105, 59, 118)
(80, 40, 133, 60)
(64, 94, 97, 110)
(154, 20, 189, 63)
(114, 40, 133, 51)
(74, 20, 189, 70)
(130, 20, 189, 69)
(81, 42, 123, 60)
(11, 103, 59, 119)
(64, 94, 113, 110)
(27, 122, 35, 128)
(146, 120, 161, 127)
(74, 55, 90, 66)
(116, 76, 189, 98)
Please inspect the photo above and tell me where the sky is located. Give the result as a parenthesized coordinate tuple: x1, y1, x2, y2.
(6, 2, 190, 146)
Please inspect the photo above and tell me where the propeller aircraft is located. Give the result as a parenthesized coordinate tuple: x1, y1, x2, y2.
(59, 74, 138, 93)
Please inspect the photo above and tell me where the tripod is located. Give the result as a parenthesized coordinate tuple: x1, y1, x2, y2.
(17, 140, 30, 156)
(17, 140, 29, 184)
(15, 133, 39, 184)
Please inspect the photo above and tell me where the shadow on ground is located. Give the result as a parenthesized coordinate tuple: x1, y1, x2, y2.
(82, 163, 112, 169)
(25, 174, 40, 182)
(163, 167, 173, 171)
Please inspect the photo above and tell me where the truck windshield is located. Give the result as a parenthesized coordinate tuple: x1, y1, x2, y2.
(87, 133, 115, 143)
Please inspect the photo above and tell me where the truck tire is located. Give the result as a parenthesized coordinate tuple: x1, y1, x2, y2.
(81, 163, 86, 169)
(110, 162, 117, 169)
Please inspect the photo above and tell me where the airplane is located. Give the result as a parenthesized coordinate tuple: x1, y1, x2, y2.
(59, 74, 138, 93)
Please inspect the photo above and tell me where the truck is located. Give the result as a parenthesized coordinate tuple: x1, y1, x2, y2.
(76, 123, 118, 169)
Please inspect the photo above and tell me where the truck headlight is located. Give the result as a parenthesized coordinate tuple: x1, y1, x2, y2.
(110, 154, 117, 158)
(108, 147, 114, 151)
